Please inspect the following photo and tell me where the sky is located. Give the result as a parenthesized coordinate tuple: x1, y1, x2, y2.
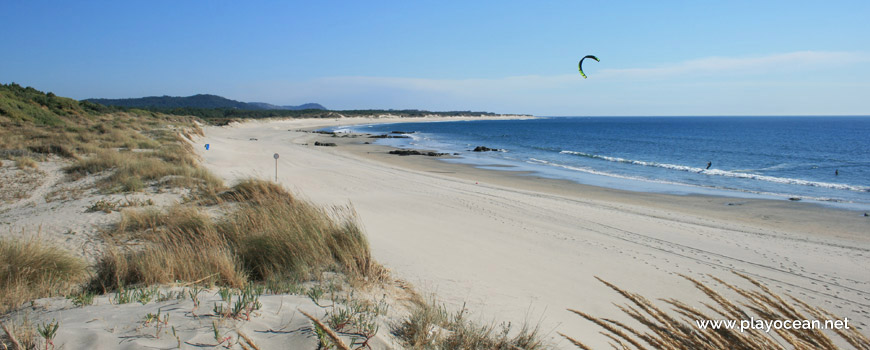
(1, 1, 868, 116)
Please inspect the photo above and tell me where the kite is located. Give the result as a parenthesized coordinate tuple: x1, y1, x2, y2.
(578, 55, 600, 79)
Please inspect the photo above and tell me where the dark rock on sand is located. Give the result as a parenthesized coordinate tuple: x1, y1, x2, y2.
(472, 146, 503, 152)
(389, 149, 447, 156)
(369, 134, 411, 139)
(314, 141, 336, 147)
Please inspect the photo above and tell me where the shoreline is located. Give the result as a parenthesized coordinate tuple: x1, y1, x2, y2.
(294, 115, 868, 235)
(198, 116, 870, 348)
(326, 118, 870, 213)
(334, 136, 870, 242)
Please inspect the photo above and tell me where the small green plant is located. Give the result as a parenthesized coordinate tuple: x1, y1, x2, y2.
(301, 309, 352, 350)
(212, 302, 226, 318)
(234, 285, 263, 321)
(171, 326, 181, 348)
(66, 291, 95, 307)
(313, 321, 334, 349)
(187, 285, 203, 306)
(217, 287, 233, 304)
(212, 285, 263, 320)
(114, 286, 133, 304)
(212, 321, 232, 348)
(327, 306, 353, 331)
(143, 308, 170, 339)
(187, 285, 203, 316)
(156, 289, 182, 302)
(135, 286, 158, 305)
(306, 285, 328, 307)
(323, 293, 387, 349)
(37, 319, 59, 350)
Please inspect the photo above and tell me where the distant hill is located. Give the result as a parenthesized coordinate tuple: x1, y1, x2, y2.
(84, 94, 326, 111)
(247, 102, 326, 110)
(2, 83, 508, 130)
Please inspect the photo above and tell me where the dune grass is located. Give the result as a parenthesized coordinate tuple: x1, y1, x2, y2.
(0, 238, 88, 314)
(61, 126, 222, 194)
(92, 179, 380, 293)
(2, 85, 218, 195)
(219, 179, 378, 281)
(393, 296, 548, 350)
(560, 273, 870, 350)
(11, 156, 38, 170)
(1, 315, 39, 350)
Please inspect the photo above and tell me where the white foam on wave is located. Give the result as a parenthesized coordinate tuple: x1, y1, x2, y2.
(558, 150, 870, 193)
(528, 158, 661, 183)
(527, 158, 847, 203)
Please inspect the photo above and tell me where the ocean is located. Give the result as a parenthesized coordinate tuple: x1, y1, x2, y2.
(333, 117, 870, 210)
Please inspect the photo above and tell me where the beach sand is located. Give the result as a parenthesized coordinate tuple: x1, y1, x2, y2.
(198, 116, 870, 348)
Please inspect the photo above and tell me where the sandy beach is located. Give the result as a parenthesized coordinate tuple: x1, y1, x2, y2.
(197, 116, 870, 348)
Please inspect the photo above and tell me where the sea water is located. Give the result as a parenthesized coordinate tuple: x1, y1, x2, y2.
(335, 117, 870, 210)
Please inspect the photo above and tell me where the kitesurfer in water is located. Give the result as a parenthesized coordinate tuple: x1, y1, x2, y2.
(706, 161, 712, 170)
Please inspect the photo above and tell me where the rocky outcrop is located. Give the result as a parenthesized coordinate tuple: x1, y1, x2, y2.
(472, 146, 503, 152)
(389, 149, 447, 157)
(369, 134, 411, 139)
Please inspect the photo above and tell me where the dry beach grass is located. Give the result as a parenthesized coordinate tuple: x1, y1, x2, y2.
(0, 239, 88, 314)
(560, 273, 870, 350)
(93, 178, 381, 291)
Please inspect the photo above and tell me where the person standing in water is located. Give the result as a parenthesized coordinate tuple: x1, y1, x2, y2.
(835, 169, 839, 176)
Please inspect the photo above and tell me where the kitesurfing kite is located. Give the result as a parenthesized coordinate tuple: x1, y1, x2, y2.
(578, 55, 600, 79)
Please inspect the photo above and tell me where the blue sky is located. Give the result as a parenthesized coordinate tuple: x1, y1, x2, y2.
(2, 1, 868, 115)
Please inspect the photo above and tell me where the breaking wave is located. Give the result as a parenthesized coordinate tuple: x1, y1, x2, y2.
(559, 150, 870, 193)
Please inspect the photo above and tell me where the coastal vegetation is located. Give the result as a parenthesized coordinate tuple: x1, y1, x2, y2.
(560, 274, 870, 350)
(394, 297, 546, 349)
(1, 83, 221, 194)
(0, 239, 88, 315)
(93, 179, 381, 291)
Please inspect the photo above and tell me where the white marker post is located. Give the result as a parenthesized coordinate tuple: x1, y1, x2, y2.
(273, 153, 279, 182)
